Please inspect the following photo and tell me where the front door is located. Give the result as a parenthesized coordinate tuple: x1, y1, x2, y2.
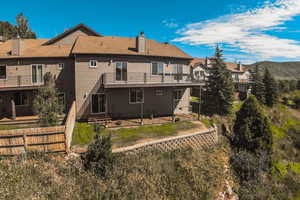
(116, 62, 127, 81)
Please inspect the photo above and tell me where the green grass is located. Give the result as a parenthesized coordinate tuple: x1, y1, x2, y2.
(72, 121, 197, 147)
(0, 124, 37, 130)
(190, 96, 200, 102)
(201, 118, 214, 128)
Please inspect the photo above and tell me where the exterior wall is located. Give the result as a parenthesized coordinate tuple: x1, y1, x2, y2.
(0, 58, 75, 117)
(51, 30, 90, 45)
(74, 54, 191, 119)
(78, 87, 190, 120)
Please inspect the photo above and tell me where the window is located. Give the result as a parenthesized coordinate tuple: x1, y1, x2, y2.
(14, 93, 28, 106)
(0, 65, 6, 79)
(32, 64, 43, 84)
(152, 62, 164, 75)
(155, 89, 164, 96)
(91, 94, 106, 114)
(89, 60, 97, 68)
(173, 64, 183, 80)
(173, 90, 182, 101)
(58, 63, 64, 70)
(129, 89, 144, 104)
(116, 62, 127, 81)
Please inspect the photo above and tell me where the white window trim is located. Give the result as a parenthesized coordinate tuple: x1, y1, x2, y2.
(31, 64, 44, 85)
(89, 60, 97, 68)
(58, 63, 64, 70)
(90, 93, 106, 114)
(151, 62, 164, 76)
(129, 88, 144, 104)
(0, 65, 7, 80)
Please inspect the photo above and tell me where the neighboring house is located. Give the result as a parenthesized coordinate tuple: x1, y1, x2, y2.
(0, 24, 202, 121)
(191, 57, 252, 95)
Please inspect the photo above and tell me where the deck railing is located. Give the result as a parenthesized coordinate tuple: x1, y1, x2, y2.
(0, 75, 44, 88)
(102, 72, 203, 85)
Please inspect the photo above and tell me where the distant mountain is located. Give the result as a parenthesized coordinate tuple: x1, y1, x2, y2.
(247, 61, 300, 80)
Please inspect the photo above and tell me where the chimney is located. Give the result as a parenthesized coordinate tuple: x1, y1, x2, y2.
(12, 36, 23, 56)
(137, 32, 146, 53)
(237, 62, 242, 71)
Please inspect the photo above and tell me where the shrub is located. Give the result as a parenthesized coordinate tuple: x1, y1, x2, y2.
(82, 125, 114, 178)
(294, 96, 300, 109)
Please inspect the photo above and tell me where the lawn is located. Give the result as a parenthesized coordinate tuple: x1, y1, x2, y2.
(72, 121, 197, 148)
(0, 124, 37, 131)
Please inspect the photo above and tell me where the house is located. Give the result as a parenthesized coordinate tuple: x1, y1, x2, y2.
(0, 24, 202, 121)
(191, 57, 252, 97)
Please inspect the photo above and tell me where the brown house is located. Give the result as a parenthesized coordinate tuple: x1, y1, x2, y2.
(0, 24, 202, 121)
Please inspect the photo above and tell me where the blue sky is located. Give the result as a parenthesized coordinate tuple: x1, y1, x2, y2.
(1, 0, 300, 64)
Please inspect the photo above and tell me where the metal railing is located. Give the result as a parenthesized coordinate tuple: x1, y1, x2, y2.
(0, 75, 44, 88)
(102, 72, 203, 85)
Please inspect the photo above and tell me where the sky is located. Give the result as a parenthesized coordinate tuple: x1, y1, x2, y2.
(1, 0, 300, 64)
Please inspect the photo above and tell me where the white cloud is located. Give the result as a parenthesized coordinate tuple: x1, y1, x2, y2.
(162, 19, 179, 28)
(173, 0, 300, 60)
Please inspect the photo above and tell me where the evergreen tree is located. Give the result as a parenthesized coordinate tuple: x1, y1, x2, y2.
(82, 125, 114, 178)
(0, 22, 15, 39)
(202, 45, 234, 115)
(233, 96, 273, 154)
(263, 68, 278, 107)
(33, 73, 63, 127)
(251, 65, 265, 104)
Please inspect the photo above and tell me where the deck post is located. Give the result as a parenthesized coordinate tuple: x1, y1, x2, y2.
(172, 87, 175, 122)
(140, 88, 144, 125)
(198, 85, 202, 120)
(11, 98, 16, 120)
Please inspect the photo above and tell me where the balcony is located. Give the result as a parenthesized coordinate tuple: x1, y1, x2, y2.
(0, 75, 44, 91)
(102, 72, 204, 88)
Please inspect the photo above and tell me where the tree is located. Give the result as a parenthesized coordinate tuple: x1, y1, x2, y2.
(289, 80, 297, 92)
(15, 13, 36, 39)
(251, 65, 265, 104)
(263, 68, 278, 107)
(233, 96, 273, 154)
(33, 72, 63, 127)
(297, 79, 300, 90)
(202, 45, 234, 115)
(82, 125, 114, 178)
(0, 13, 36, 40)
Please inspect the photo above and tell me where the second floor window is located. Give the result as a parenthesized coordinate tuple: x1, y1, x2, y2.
(152, 62, 164, 75)
(129, 88, 143, 104)
(89, 60, 97, 68)
(0, 65, 6, 79)
(173, 64, 183, 74)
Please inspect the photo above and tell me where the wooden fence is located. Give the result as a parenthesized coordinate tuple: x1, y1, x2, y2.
(0, 101, 76, 156)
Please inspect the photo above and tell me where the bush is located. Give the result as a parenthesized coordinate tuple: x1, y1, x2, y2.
(82, 125, 114, 178)
(294, 96, 300, 109)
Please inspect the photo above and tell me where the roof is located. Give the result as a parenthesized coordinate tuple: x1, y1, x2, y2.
(0, 39, 72, 59)
(72, 36, 192, 59)
(43, 23, 102, 45)
(191, 58, 247, 72)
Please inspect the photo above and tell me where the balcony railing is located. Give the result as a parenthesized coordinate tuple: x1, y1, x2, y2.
(102, 72, 204, 86)
(0, 75, 44, 89)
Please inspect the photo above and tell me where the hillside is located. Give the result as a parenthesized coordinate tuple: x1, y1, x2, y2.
(247, 61, 300, 80)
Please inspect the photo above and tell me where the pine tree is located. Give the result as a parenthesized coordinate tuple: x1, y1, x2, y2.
(233, 96, 273, 154)
(263, 68, 278, 107)
(202, 45, 234, 115)
(251, 65, 265, 104)
(33, 73, 63, 127)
